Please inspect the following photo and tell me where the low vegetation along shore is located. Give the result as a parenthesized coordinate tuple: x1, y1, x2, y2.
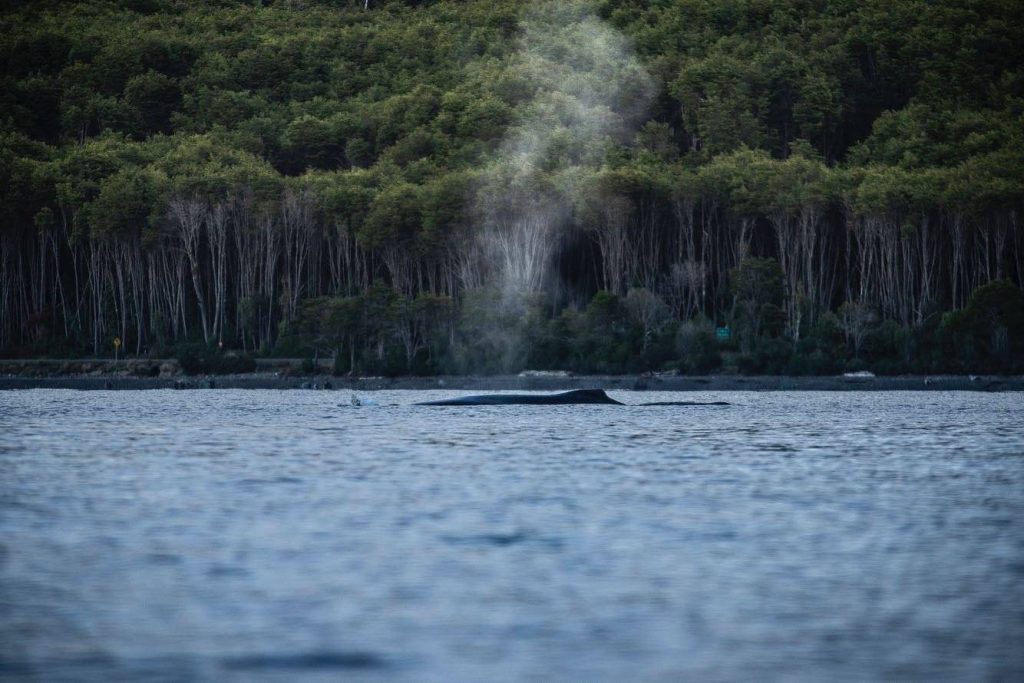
(1, 359, 1019, 392)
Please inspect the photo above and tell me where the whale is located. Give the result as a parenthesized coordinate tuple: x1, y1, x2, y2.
(418, 389, 729, 406)
(419, 388, 622, 406)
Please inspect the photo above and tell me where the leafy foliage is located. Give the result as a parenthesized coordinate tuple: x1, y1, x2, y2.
(1, 0, 1022, 374)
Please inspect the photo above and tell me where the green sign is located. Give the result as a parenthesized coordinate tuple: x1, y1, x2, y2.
(715, 326, 731, 340)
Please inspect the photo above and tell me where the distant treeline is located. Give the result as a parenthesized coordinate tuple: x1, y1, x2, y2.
(1, 0, 1022, 374)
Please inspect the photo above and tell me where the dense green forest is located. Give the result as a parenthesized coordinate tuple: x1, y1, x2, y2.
(2, 0, 1023, 374)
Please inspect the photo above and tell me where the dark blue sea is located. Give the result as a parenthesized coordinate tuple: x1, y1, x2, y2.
(2, 389, 1023, 681)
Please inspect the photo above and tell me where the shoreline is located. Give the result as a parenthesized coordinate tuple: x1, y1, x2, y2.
(0, 359, 1020, 392)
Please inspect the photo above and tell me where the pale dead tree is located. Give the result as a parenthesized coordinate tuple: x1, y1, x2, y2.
(324, 220, 345, 294)
(169, 197, 211, 343)
(714, 208, 743, 320)
(110, 241, 132, 353)
(726, 214, 755, 276)
(970, 216, 989, 291)
(3, 233, 28, 343)
(325, 217, 361, 295)
(697, 196, 716, 316)
(392, 296, 450, 368)
(16, 246, 30, 343)
(1011, 209, 1022, 287)
(0, 231, 15, 348)
(257, 209, 280, 348)
(798, 203, 828, 314)
(57, 206, 87, 336)
(842, 201, 856, 305)
(590, 195, 634, 297)
(231, 192, 260, 349)
(662, 262, 687, 319)
(207, 202, 229, 343)
(145, 250, 158, 341)
(771, 208, 803, 340)
(32, 219, 66, 339)
(682, 259, 707, 318)
(990, 211, 1009, 281)
(382, 244, 415, 296)
(898, 219, 916, 324)
(849, 210, 904, 324)
(37, 223, 67, 337)
(440, 242, 460, 297)
(99, 237, 144, 355)
(838, 300, 876, 358)
(148, 237, 187, 341)
(169, 236, 189, 339)
(711, 211, 756, 321)
(771, 201, 828, 341)
(860, 212, 920, 328)
(393, 307, 422, 369)
(32, 227, 49, 326)
(668, 191, 709, 318)
(663, 259, 706, 320)
(850, 213, 878, 307)
(418, 251, 452, 297)
(818, 221, 841, 319)
(625, 287, 670, 351)
(45, 225, 68, 337)
(351, 225, 371, 296)
(457, 240, 485, 291)
(87, 239, 110, 355)
(280, 188, 317, 322)
(896, 212, 941, 328)
(19, 218, 49, 341)
(670, 191, 697, 268)
(971, 211, 1010, 289)
(877, 212, 934, 328)
(949, 210, 967, 309)
(634, 194, 663, 293)
(146, 240, 164, 339)
(486, 203, 559, 298)
(874, 215, 903, 323)
(124, 238, 147, 354)
(307, 218, 324, 301)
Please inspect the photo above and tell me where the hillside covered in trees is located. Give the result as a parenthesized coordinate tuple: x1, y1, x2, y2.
(2, 0, 1023, 375)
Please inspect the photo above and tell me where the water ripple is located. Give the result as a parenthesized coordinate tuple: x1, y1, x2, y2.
(0, 389, 1022, 681)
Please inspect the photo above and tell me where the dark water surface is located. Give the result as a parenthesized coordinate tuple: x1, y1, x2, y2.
(1, 389, 1023, 681)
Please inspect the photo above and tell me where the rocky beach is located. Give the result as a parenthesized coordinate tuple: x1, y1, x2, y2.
(1, 359, 1020, 392)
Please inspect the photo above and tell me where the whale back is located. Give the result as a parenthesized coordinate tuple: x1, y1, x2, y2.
(545, 389, 622, 404)
(419, 388, 623, 406)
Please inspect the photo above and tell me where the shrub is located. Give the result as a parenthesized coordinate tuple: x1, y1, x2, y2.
(675, 318, 721, 374)
(176, 344, 257, 375)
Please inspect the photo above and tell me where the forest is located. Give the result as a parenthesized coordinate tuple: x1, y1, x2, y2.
(2, 0, 1023, 375)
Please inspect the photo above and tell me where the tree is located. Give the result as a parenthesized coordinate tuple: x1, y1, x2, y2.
(730, 258, 785, 351)
(838, 300, 877, 358)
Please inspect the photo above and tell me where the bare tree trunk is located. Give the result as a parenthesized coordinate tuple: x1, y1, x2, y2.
(0, 231, 14, 348)
(258, 210, 279, 349)
(208, 202, 229, 343)
(170, 197, 211, 343)
(1011, 209, 1022, 287)
(88, 240, 108, 355)
(281, 188, 317, 323)
(128, 238, 145, 354)
(111, 241, 129, 349)
(772, 209, 801, 340)
(950, 211, 966, 309)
